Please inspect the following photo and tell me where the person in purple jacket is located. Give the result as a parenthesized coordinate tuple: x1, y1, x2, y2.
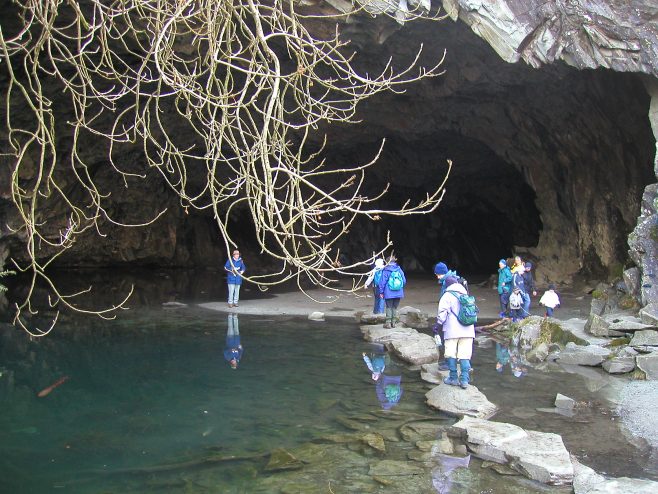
(436, 276, 475, 389)
(377, 254, 406, 329)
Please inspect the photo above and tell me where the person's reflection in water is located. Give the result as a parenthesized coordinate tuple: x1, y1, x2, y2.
(224, 313, 243, 369)
(431, 453, 471, 493)
(362, 346, 403, 410)
(495, 341, 527, 378)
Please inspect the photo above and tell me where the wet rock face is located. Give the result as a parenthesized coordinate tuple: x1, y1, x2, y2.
(0, 1, 655, 281)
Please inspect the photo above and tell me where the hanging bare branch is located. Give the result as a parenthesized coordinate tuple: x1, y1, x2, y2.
(0, 0, 450, 334)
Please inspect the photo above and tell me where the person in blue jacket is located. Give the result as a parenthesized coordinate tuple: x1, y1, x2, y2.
(497, 259, 513, 318)
(377, 255, 406, 329)
(224, 249, 246, 308)
(434, 262, 459, 297)
(224, 313, 243, 369)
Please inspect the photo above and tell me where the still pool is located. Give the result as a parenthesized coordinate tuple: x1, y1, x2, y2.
(0, 308, 653, 493)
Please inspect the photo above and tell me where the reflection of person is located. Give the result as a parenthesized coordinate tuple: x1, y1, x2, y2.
(224, 249, 246, 308)
(224, 313, 243, 369)
(495, 342, 511, 373)
(362, 349, 402, 409)
(495, 341, 527, 378)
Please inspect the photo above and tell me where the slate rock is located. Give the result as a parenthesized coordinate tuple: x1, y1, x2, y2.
(636, 352, 658, 380)
(555, 393, 575, 410)
(557, 342, 610, 366)
(630, 329, 658, 346)
(425, 384, 498, 419)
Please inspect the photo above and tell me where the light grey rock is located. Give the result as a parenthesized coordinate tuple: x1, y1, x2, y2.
(623, 267, 641, 299)
(558, 363, 610, 392)
(602, 356, 635, 374)
(573, 455, 658, 493)
(639, 303, 658, 326)
(516, 316, 543, 346)
(607, 316, 655, 333)
(555, 393, 575, 410)
(449, 416, 573, 485)
(308, 311, 325, 321)
(630, 329, 658, 346)
(359, 312, 386, 324)
(399, 306, 428, 329)
(361, 325, 417, 344)
(557, 342, 611, 366)
(420, 362, 448, 384)
(388, 332, 438, 365)
(585, 314, 610, 337)
(636, 352, 658, 379)
(426, 384, 498, 419)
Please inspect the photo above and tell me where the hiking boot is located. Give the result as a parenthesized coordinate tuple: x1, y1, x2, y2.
(228, 303, 234, 308)
(443, 376, 460, 386)
(383, 322, 392, 329)
(443, 357, 459, 386)
(499, 311, 506, 318)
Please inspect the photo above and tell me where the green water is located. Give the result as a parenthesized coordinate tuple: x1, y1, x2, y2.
(0, 308, 652, 493)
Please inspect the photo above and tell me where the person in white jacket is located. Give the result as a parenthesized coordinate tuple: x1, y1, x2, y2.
(436, 277, 475, 389)
(539, 284, 561, 317)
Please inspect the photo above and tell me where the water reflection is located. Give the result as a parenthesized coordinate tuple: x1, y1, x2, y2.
(362, 345, 403, 410)
(223, 313, 243, 369)
(431, 453, 471, 494)
(495, 341, 528, 378)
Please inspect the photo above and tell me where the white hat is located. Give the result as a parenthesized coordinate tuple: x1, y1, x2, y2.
(375, 259, 385, 269)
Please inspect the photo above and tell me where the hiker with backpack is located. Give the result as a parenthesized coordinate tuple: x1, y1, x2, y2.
(436, 276, 477, 389)
(497, 259, 513, 318)
(377, 254, 406, 329)
(364, 258, 386, 314)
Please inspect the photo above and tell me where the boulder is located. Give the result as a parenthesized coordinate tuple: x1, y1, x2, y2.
(526, 342, 549, 363)
(636, 352, 658, 379)
(607, 316, 655, 333)
(449, 416, 573, 485)
(361, 325, 417, 344)
(602, 356, 635, 374)
(425, 384, 498, 419)
(630, 329, 658, 346)
(556, 342, 611, 366)
(584, 314, 610, 337)
(358, 312, 386, 324)
(516, 316, 542, 347)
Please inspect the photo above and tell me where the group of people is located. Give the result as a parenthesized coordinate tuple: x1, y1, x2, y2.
(497, 256, 561, 321)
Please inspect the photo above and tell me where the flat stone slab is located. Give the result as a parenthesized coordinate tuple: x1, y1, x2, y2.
(602, 356, 635, 374)
(361, 325, 418, 344)
(388, 332, 438, 365)
(420, 362, 448, 384)
(630, 329, 658, 346)
(449, 416, 573, 486)
(426, 384, 498, 419)
(556, 342, 610, 366)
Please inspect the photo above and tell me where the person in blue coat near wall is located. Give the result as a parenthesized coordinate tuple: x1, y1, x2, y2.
(224, 249, 246, 308)
(377, 255, 406, 329)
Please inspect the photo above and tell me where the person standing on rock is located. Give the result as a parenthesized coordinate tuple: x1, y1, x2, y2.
(364, 258, 386, 314)
(497, 259, 513, 318)
(436, 276, 475, 389)
(521, 261, 537, 317)
(224, 249, 246, 308)
(378, 254, 406, 329)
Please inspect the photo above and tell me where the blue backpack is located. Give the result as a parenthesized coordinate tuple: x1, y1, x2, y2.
(387, 269, 404, 291)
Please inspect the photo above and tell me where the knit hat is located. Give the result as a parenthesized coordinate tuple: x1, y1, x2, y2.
(434, 262, 449, 275)
(499, 259, 507, 266)
(548, 283, 556, 290)
(524, 261, 533, 269)
(375, 259, 385, 269)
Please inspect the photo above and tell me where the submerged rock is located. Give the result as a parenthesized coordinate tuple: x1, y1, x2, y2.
(425, 384, 498, 419)
(554, 393, 575, 410)
(368, 459, 424, 477)
(449, 416, 573, 486)
(265, 448, 305, 472)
